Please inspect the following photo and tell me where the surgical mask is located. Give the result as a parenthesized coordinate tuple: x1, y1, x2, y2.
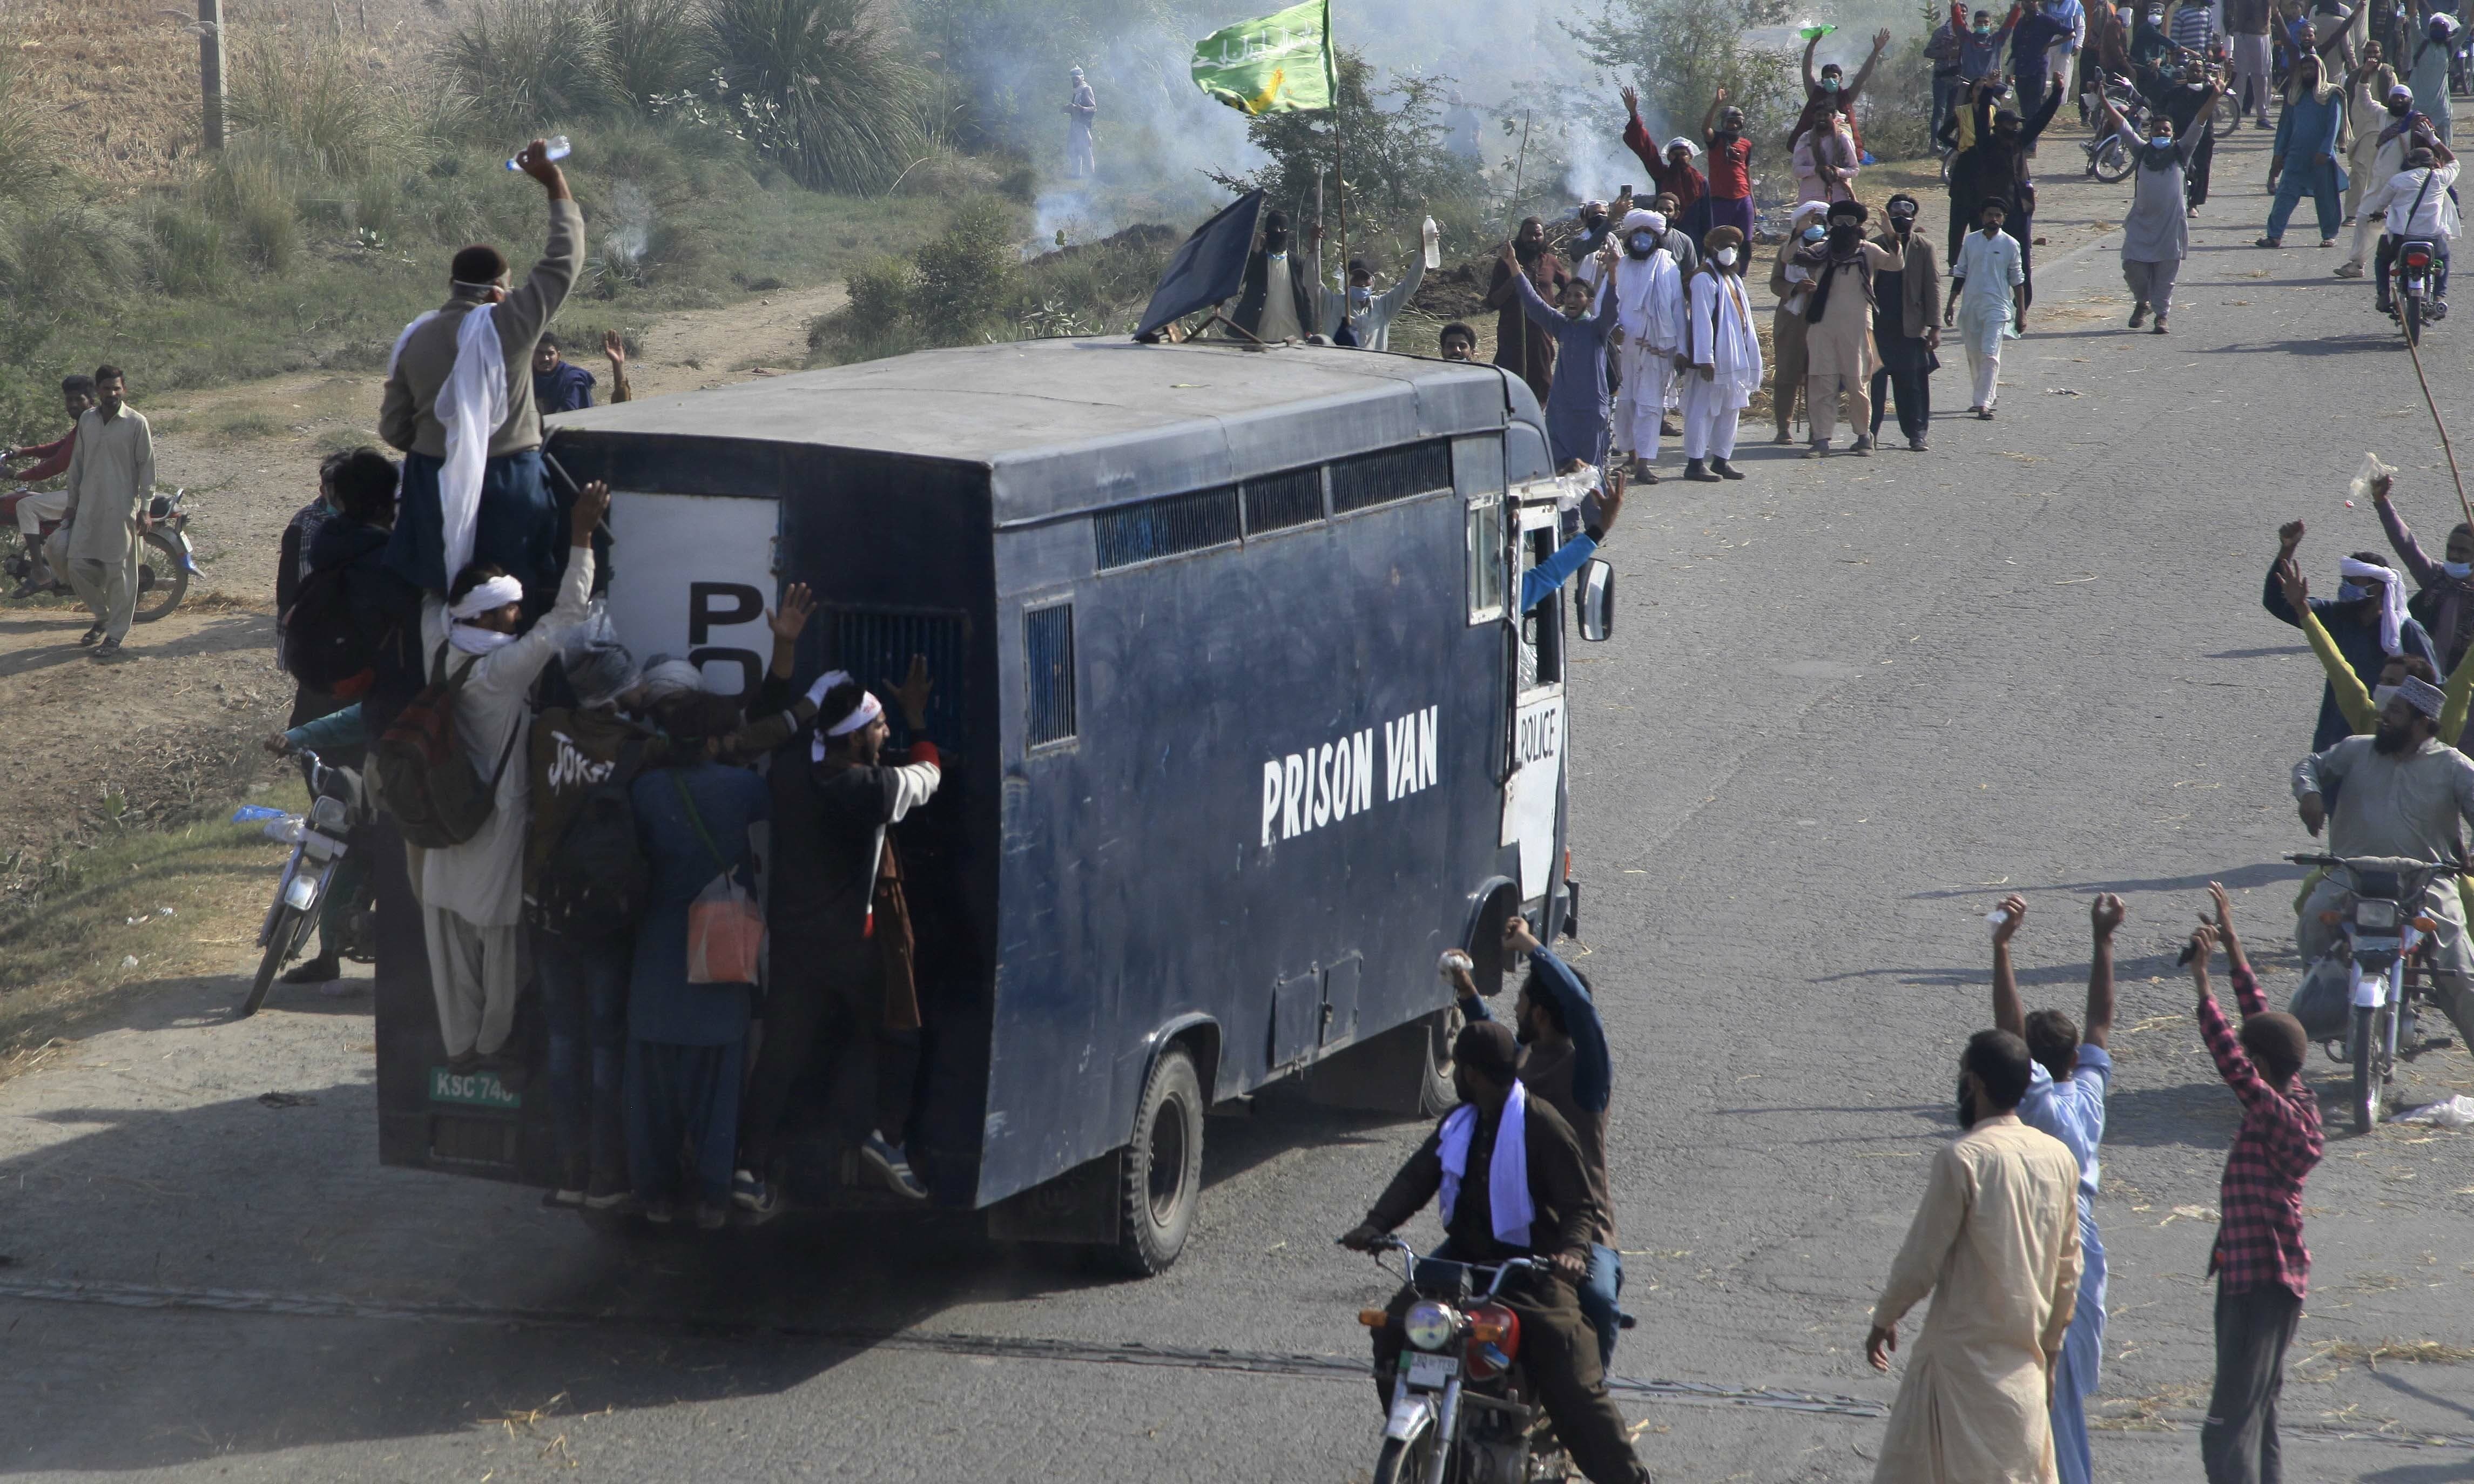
(2338, 580, 2371, 602)
(2152, 134, 2172, 148)
(1714, 247, 1738, 266)
(1802, 225, 1828, 243)
(1626, 231, 1658, 255)
(1974, 19, 1991, 30)
(2446, 561, 2473, 579)
(1823, 75, 1842, 91)
(2374, 683, 2402, 707)
(2147, 8, 2162, 19)
(1348, 285, 1371, 310)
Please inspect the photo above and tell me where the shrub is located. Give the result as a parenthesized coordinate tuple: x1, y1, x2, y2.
(200, 146, 304, 274)
(444, 0, 618, 127)
(845, 252, 917, 326)
(599, 0, 713, 109)
(227, 37, 419, 180)
(912, 204, 1015, 338)
(149, 207, 231, 296)
(0, 41, 56, 210)
(704, 0, 934, 191)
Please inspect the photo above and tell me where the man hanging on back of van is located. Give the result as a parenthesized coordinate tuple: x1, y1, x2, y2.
(739, 658, 943, 1213)
(379, 139, 584, 616)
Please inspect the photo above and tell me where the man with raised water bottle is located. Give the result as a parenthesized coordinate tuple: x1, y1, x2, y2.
(379, 137, 585, 620)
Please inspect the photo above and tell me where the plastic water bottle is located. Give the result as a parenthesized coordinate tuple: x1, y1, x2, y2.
(1422, 216, 1442, 271)
(505, 134, 572, 172)
(231, 804, 287, 824)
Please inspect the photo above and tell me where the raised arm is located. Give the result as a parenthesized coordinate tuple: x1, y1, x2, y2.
(1502, 248, 1565, 329)
(2209, 880, 2258, 999)
(2024, 76, 2067, 140)
(2187, 923, 2275, 1109)
(2283, 558, 2378, 732)
(2085, 893, 2122, 1049)
(1990, 892, 2029, 1037)
(1506, 918, 1612, 1112)
(1803, 30, 1825, 90)
(1849, 27, 1896, 98)
(1702, 86, 1727, 139)
(2262, 519, 2309, 626)
(1621, 85, 1663, 173)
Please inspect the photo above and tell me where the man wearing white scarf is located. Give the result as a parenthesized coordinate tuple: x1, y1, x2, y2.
(1342, 1020, 1648, 1484)
(2264, 520, 2437, 752)
(380, 140, 585, 611)
(1680, 225, 1763, 481)
(411, 482, 610, 1074)
(1609, 210, 1686, 481)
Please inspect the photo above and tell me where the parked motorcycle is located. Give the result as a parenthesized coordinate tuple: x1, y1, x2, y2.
(0, 484, 196, 620)
(1354, 1236, 1569, 1484)
(242, 748, 368, 1017)
(2394, 237, 2446, 347)
(2289, 851, 2461, 1132)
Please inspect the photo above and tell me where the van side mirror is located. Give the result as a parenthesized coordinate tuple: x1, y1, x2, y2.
(1576, 559, 1615, 642)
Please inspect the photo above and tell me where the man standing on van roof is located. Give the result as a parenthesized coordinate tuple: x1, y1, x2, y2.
(379, 139, 583, 615)
(1228, 210, 1321, 344)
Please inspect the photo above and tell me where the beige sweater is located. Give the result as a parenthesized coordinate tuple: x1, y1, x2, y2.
(379, 199, 584, 461)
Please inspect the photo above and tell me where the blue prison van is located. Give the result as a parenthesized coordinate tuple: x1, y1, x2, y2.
(370, 336, 1608, 1272)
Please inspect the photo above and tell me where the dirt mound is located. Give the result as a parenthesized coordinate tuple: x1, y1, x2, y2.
(1410, 259, 1492, 326)
(1028, 222, 1180, 267)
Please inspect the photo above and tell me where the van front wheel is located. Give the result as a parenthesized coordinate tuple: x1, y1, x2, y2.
(1107, 1046, 1204, 1276)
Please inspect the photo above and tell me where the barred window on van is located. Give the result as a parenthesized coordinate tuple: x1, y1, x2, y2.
(1093, 487, 1242, 570)
(1242, 467, 1324, 534)
(1330, 440, 1453, 514)
(1025, 604, 1077, 748)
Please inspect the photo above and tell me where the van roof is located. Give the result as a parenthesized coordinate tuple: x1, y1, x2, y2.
(548, 337, 1524, 525)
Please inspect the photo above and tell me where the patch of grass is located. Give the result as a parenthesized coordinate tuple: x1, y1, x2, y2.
(212, 410, 285, 442)
(0, 780, 302, 1059)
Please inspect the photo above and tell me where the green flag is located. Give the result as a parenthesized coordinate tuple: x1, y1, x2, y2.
(1190, 0, 1335, 117)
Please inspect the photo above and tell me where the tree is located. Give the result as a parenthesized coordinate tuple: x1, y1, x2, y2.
(1569, 0, 1802, 153)
(1206, 49, 1481, 258)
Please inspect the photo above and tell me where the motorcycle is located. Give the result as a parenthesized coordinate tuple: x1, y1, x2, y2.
(1354, 1236, 1569, 1484)
(2082, 72, 2152, 183)
(0, 484, 196, 620)
(2289, 851, 2461, 1132)
(242, 748, 369, 1017)
(2395, 237, 2446, 347)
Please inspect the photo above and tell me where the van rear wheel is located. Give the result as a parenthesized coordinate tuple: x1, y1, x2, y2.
(1106, 1046, 1203, 1276)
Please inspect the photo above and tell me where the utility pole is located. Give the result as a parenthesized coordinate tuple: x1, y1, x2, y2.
(198, 0, 227, 151)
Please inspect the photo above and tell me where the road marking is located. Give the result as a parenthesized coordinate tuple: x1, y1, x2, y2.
(0, 1274, 2466, 1451)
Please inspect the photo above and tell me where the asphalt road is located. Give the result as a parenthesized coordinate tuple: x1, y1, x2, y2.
(9, 122, 2474, 1483)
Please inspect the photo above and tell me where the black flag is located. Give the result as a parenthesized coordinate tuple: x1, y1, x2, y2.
(1134, 190, 1265, 341)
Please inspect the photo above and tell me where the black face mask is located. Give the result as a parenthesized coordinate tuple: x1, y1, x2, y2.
(1827, 222, 1861, 249)
(1263, 227, 1290, 253)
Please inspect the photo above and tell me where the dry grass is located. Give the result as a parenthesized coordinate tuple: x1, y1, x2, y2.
(2091, 1379, 2207, 1432)
(10, 0, 454, 184)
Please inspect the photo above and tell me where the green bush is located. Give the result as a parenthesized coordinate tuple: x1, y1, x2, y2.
(149, 207, 231, 296)
(704, 0, 934, 191)
(600, 0, 714, 107)
(445, 0, 619, 127)
(912, 204, 1015, 338)
(844, 252, 917, 327)
(201, 147, 303, 274)
(227, 37, 421, 180)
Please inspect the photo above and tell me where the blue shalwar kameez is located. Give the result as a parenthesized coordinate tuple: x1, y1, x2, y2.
(1509, 268, 1623, 470)
(2020, 1044, 2111, 1484)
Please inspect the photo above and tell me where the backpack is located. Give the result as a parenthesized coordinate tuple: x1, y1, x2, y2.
(528, 738, 651, 939)
(281, 562, 374, 690)
(369, 643, 521, 849)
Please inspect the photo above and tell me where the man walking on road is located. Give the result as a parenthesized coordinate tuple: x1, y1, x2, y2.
(51, 366, 153, 661)
(1870, 194, 1942, 451)
(1865, 1028, 2082, 1484)
(2183, 904, 2323, 1484)
(2260, 51, 2348, 247)
(2098, 77, 2219, 328)
(2227, 0, 2276, 125)
(1991, 892, 2125, 1484)
(1948, 201, 2027, 419)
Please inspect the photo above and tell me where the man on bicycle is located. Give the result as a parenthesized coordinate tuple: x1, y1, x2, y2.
(2294, 673, 2474, 1051)
(1339, 1020, 1651, 1484)
(2, 374, 96, 598)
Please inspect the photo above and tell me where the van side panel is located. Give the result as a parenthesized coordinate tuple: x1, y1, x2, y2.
(978, 463, 1512, 1207)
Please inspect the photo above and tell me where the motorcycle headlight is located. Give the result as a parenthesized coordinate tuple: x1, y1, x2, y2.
(1403, 1300, 1458, 1352)
(310, 794, 350, 833)
(282, 872, 320, 911)
(2356, 899, 2399, 929)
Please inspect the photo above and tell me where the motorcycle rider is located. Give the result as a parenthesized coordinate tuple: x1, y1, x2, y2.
(2293, 673, 2474, 1053)
(1448, 915, 1627, 1369)
(2361, 137, 2460, 318)
(1340, 1020, 1652, 1484)
(2, 375, 97, 597)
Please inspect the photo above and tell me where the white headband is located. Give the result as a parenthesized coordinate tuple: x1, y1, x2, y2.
(1665, 136, 1700, 158)
(2339, 557, 2409, 656)
(803, 669, 886, 750)
(1794, 199, 1831, 226)
(447, 574, 523, 618)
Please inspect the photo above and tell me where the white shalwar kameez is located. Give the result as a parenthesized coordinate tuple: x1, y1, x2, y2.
(1611, 247, 1686, 463)
(1682, 269, 1763, 460)
(1953, 226, 2025, 410)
